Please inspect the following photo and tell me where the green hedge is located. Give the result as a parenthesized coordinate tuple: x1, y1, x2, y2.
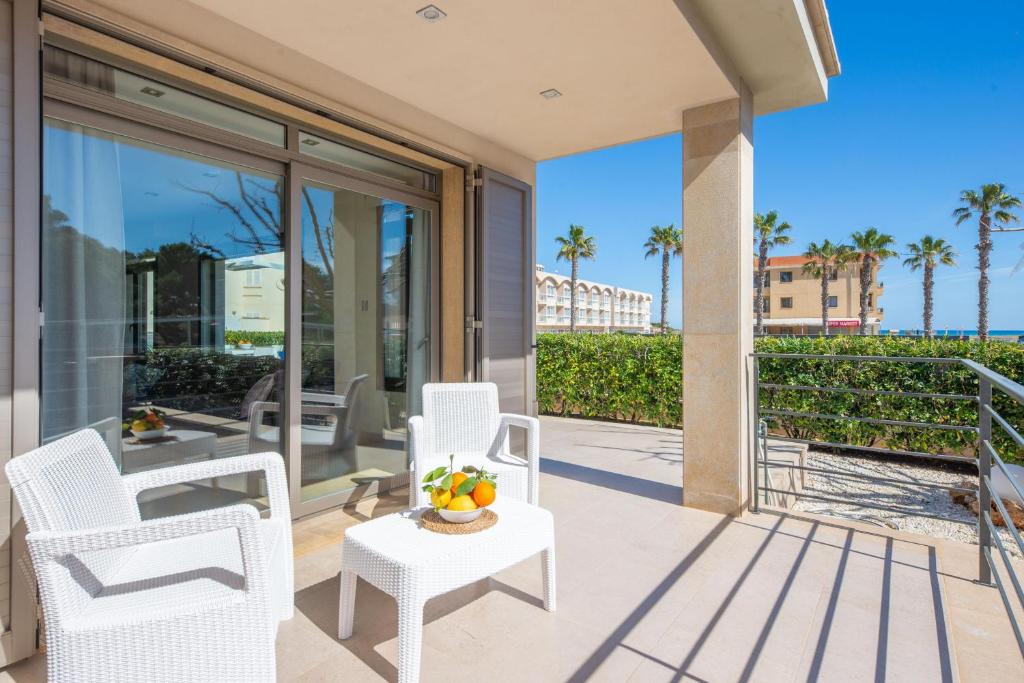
(536, 333, 1024, 462)
(224, 330, 285, 346)
(536, 333, 682, 427)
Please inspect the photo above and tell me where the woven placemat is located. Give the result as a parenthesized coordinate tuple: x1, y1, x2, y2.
(421, 508, 498, 535)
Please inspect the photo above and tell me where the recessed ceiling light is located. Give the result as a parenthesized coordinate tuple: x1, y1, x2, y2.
(140, 86, 165, 98)
(301, 138, 321, 146)
(540, 88, 562, 99)
(416, 5, 446, 22)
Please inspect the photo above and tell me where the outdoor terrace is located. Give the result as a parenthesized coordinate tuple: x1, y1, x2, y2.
(3, 416, 1022, 682)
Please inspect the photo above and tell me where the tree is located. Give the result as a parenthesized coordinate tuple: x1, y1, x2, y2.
(643, 224, 683, 334)
(849, 227, 897, 335)
(753, 211, 792, 335)
(903, 236, 956, 338)
(555, 225, 596, 332)
(802, 240, 855, 335)
(953, 183, 1022, 341)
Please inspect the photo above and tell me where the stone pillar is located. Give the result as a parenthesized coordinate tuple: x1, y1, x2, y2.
(681, 89, 755, 515)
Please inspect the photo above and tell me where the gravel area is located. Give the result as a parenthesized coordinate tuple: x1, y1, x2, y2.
(791, 450, 1022, 558)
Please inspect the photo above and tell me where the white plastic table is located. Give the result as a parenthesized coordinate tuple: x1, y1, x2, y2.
(121, 429, 219, 481)
(338, 498, 556, 683)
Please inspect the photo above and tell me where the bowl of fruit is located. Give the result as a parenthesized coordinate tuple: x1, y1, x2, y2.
(128, 408, 167, 440)
(421, 455, 497, 523)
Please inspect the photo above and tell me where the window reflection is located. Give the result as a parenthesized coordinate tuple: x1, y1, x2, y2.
(42, 118, 285, 518)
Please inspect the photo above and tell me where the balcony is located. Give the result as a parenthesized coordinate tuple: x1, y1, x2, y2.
(8, 415, 1011, 682)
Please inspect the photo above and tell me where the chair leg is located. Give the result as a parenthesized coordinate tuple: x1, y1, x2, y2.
(337, 569, 358, 639)
(542, 546, 556, 612)
(397, 596, 426, 683)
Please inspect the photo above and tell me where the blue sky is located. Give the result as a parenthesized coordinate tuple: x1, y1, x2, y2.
(537, 2, 1024, 331)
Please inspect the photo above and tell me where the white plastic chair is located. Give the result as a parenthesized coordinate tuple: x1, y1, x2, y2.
(409, 382, 539, 507)
(248, 374, 368, 481)
(6, 429, 293, 683)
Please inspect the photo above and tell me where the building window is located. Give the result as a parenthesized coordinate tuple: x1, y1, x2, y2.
(779, 271, 793, 283)
(244, 270, 263, 287)
(828, 296, 838, 308)
(868, 293, 874, 308)
(828, 267, 839, 281)
(763, 299, 770, 312)
(781, 297, 793, 309)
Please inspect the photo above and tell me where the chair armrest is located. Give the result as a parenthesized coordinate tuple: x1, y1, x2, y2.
(407, 415, 426, 508)
(249, 400, 279, 428)
(122, 452, 291, 522)
(27, 505, 268, 593)
(500, 413, 540, 505)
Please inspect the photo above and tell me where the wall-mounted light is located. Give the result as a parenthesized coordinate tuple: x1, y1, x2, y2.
(140, 86, 165, 98)
(539, 88, 562, 99)
(301, 138, 321, 146)
(416, 5, 446, 22)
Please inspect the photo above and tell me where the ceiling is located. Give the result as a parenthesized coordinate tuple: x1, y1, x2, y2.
(83, 0, 833, 161)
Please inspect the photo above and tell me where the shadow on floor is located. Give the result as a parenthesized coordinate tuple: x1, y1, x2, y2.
(295, 574, 542, 682)
(539, 457, 682, 504)
(566, 511, 955, 683)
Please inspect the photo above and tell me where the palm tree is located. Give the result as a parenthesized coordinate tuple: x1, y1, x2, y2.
(849, 227, 897, 335)
(555, 224, 597, 332)
(753, 211, 792, 335)
(953, 183, 1022, 341)
(802, 240, 855, 335)
(903, 236, 956, 338)
(643, 224, 683, 334)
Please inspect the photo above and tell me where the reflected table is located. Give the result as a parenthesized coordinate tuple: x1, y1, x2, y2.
(121, 429, 219, 484)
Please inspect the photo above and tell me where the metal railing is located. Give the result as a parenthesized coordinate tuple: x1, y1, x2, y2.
(752, 352, 1024, 655)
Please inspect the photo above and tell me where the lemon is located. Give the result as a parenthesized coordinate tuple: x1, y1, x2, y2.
(446, 495, 478, 511)
(131, 420, 148, 432)
(430, 488, 452, 509)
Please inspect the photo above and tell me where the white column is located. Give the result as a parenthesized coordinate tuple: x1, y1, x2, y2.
(681, 89, 755, 515)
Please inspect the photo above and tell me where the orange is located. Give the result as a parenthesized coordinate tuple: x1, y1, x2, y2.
(471, 481, 496, 507)
(450, 471, 469, 495)
(446, 495, 478, 511)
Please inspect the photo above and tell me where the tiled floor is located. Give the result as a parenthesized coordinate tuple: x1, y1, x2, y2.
(3, 416, 1023, 681)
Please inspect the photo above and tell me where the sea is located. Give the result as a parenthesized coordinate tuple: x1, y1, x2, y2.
(881, 329, 1024, 338)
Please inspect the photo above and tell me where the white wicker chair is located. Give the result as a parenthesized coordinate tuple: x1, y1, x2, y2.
(6, 429, 293, 683)
(409, 382, 539, 507)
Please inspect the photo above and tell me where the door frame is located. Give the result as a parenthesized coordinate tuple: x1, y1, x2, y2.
(287, 163, 440, 517)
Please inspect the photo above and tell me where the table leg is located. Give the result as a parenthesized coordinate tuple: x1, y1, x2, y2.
(397, 595, 426, 683)
(337, 569, 358, 639)
(542, 546, 556, 612)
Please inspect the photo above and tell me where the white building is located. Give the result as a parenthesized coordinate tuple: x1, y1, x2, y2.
(535, 265, 652, 333)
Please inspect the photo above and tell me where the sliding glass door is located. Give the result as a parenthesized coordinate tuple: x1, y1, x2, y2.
(287, 166, 437, 513)
(42, 113, 286, 519)
(41, 86, 439, 519)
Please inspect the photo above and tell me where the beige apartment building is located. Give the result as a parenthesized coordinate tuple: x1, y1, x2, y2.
(536, 266, 652, 333)
(754, 255, 885, 334)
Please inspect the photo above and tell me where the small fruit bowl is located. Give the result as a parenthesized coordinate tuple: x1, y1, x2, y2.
(438, 507, 484, 524)
(131, 427, 167, 441)
(126, 407, 168, 441)
(421, 454, 498, 524)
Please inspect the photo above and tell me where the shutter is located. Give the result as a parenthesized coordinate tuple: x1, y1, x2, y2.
(476, 167, 534, 416)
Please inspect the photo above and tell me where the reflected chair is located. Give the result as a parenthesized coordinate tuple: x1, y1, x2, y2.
(248, 374, 368, 481)
(409, 382, 539, 508)
(6, 429, 293, 682)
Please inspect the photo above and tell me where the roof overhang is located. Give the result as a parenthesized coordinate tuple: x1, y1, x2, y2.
(75, 0, 838, 161)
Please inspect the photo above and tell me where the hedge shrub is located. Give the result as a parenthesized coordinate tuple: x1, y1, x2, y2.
(536, 333, 1024, 462)
(224, 330, 285, 347)
(536, 333, 681, 427)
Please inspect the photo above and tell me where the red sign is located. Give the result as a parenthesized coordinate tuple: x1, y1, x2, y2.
(828, 320, 860, 328)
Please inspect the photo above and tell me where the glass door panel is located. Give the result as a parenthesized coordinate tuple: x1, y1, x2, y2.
(41, 116, 286, 519)
(298, 176, 433, 504)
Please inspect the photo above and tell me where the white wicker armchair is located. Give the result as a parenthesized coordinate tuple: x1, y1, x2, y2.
(5, 429, 293, 683)
(409, 382, 539, 507)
